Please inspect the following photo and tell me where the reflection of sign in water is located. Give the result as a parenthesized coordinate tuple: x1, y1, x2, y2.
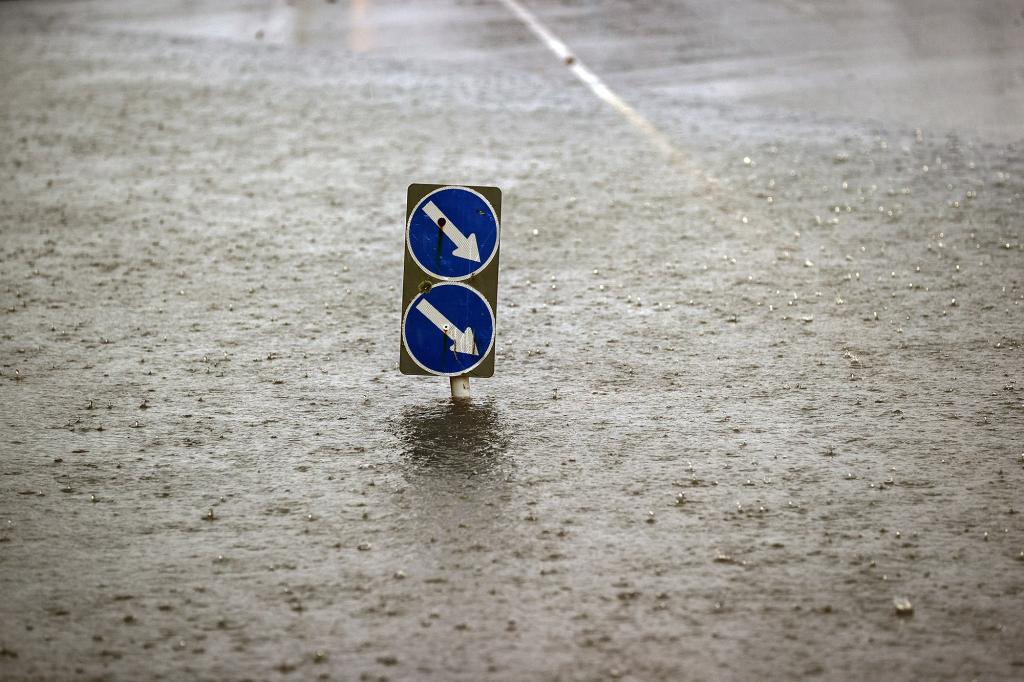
(402, 282, 495, 377)
(406, 186, 499, 281)
(395, 401, 511, 476)
(400, 183, 501, 378)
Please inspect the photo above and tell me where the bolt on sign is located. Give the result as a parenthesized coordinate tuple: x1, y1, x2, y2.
(400, 184, 501, 378)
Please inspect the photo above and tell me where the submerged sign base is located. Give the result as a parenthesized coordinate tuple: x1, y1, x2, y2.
(399, 183, 501, 378)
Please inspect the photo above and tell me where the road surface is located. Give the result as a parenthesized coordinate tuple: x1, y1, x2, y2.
(1, 1, 1023, 680)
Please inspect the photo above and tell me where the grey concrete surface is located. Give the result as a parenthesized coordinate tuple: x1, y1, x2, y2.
(1, 1, 1023, 680)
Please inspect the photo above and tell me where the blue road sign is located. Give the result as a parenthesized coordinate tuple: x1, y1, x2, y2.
(402, 282, 495, 376)
(406, 186, 499, 281)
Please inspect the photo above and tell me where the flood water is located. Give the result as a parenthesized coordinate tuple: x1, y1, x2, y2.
(1, 1, 1022, 680)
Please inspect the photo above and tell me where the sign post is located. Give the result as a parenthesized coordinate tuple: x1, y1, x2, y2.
(400, 184, 501, 398)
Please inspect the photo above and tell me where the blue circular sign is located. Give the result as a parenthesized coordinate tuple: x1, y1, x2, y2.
(407, 186, 499, 281)
(402, 282, 495, 376)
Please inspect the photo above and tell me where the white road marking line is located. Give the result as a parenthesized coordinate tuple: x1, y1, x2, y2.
(415, 298, 480, 355)
(422, 200, 481, 262)
(497, 0, 679, 159)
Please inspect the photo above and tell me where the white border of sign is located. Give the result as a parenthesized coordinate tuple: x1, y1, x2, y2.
(406, 185, 500, 282)
(401, 281, 497, 377)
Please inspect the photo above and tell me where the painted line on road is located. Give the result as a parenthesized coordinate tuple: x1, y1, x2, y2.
(497, 0, 681, 161)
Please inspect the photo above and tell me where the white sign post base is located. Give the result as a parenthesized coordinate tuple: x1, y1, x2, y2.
(450, 375, 471, 399)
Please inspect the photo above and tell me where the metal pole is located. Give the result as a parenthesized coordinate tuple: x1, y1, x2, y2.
(450, 375, 471, 399)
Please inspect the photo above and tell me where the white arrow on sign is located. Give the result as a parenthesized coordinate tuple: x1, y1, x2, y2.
(422, 201, 481, 262)
(415, 298, 479, 355)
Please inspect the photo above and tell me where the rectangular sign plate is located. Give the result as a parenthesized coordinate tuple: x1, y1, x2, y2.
(400, 183, 501, 377)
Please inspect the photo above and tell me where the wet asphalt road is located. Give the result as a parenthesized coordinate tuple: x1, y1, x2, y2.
(1, 1, 1023, 680)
